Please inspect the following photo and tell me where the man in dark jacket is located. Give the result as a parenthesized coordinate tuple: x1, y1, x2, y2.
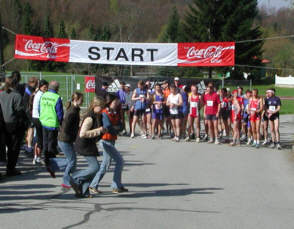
(0, 76, 26, 176)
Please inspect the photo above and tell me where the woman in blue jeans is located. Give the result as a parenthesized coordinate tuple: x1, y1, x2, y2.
(57, 92, 83, 189)
(89, 93, 128, 194)
(70, 96, 105, 198)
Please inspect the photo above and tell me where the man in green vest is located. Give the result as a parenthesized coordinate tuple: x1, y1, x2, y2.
(39, 81, 63, 178)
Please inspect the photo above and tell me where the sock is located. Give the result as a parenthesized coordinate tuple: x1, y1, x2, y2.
(253, 140, 257, 144)
(257, 140, 260, 144)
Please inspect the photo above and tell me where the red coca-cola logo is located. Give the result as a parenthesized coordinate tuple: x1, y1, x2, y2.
(86, 80, 95, 89)
(24, 40, 68, 58)
(186, 46, 223, 63)
(178, 42, 235, 66)
(85, 76, 96, 93)
(15, 34, 70, 62)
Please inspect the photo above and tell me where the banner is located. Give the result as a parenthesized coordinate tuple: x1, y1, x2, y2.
(15, 34, 235, 67)
(84, 76, 96, 93)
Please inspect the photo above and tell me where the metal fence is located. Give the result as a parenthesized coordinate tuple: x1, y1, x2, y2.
(18, 72, 253, 108)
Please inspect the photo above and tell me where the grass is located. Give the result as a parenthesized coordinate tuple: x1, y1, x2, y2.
(280, 100, 294, 115)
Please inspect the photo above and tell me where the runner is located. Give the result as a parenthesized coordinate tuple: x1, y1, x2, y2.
(230, 90, 243, 146)
(89, 93, 128, 194)
(186, 85, 202, 142)
(219, 88, 230, 140)
(264, 88, 282, 150)
(248, 89, 263, 148)
(151, 84, 164, 139)
(203, 82, 214, 141)
(71, 96, 105, 198)
(31, 79, 49, 165)
(203, 85, 221, 144)
(162, 81, 172, 136)
(262, 90, 270, 146)
(116, 81, 128, 135)
(125, 84, 133, 135)
(58, 92, 83, 189)
(180, 86, 189, 139)
(166, 84, 183, 142)
(131, 80, 149, 138)
(242, 90, 253, 145)
(145, 81, 153, 138)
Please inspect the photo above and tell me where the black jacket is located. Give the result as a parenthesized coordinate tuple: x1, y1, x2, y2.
(58, 105, 80, 143)
(74, 112, 103, 156)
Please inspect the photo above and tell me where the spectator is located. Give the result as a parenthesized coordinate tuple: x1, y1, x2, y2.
(31, 79, 49, 164)
(0, 76, 26, 176)
(39, 80, 64, 177)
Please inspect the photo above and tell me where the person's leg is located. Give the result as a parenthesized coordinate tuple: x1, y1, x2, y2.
(158, 119, 163, 137)
(103, 141, 124, 189)
(146, 113, 152, 137)
(236, 121, 241, 144)
(131, 115, 138, 136)
(89, 141, 112, 189)
(58, 141, 76, 187)
(263, 120, 269, 144)
(269, 120, 275, 144)
(170, 118, 176, 138)
(195, 117, 201, 140)
(186, 116, 192, 139)
(26, 127, 34, 149)
(42, 128, 49, 165)
(250, 121, 257, 144)
(175, 118, 181, 139)
(274, 118, 281, 147)
(151, 118, 156, 138)
(207, 120, 213, 142)
(6, 129, 23, 174)
(0, 131, 6, 162)
(213, 119, 219, 143)
(256, 120, 261, 146)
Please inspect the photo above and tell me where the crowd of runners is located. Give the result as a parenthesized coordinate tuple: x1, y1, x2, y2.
(118, 77, 282, 149)
(0, 71, 282, 198)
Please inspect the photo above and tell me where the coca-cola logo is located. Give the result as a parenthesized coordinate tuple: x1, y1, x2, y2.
(24, 39, 69, 58)
(86, 79, 95, 89)
(186, 46, 224, 63)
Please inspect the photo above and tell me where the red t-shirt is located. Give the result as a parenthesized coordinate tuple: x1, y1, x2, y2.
(204, 92, 220, 115)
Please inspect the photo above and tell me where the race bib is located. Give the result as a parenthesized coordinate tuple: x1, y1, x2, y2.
(191, 102, 198, 108)
(269, 105, 276, 112)
(155, 104, 162, 110)
(170, 107, 178, 115)
(207, 100, 213, 107)
(251, 107, 256, 111)
(121, 104, 128, 109)
(145, 108, 151, 112)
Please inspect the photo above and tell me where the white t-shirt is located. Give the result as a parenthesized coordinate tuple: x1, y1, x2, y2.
(32, 90, 44, 118)
(167, 93, 180, 115)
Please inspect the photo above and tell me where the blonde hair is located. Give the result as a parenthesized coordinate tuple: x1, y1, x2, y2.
(88, 96, 105, 112)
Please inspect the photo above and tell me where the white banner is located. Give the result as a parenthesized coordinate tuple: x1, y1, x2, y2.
(69, 40, 178, 66)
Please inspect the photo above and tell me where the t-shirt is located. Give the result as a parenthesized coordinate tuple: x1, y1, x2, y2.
(167, 93, 181, 115)
(265, 96, 281, 114)
(203, 92, 220, 115)
(32, 90, 44, 118)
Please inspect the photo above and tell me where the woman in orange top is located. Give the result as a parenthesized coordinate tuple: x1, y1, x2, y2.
(89, 93, 128, 194)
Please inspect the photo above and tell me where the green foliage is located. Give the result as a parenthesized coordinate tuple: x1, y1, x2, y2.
(183, 0, 264, 80)
(23, 2, 33, 34)
(70, 27, 77, 39)
(58, 20, 68, 38)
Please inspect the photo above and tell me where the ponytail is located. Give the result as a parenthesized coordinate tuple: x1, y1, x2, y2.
(66, 92, 84, 111)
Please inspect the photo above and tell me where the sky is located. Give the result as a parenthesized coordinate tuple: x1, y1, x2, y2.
(258, 0, 291, 9)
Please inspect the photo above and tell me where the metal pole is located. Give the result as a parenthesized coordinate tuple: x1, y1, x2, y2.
(66, 75, 69, 102)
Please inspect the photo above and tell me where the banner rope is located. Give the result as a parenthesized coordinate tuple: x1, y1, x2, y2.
(235, 34, 294, 44)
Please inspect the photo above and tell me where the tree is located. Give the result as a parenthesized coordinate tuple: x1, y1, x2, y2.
(183, 0, 264, 79)
(43, 15, 55, 71)
(70, 27, 77, 39)
(23, 2, 33, 34)
(58, 20, 68, 38)
(0, 13, 4, 73)
(162, 6, 180, 43)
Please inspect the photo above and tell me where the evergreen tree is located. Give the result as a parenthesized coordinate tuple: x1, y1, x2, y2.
(183, 0, 263, 79)
(0, 13, 4, 70)
(70, 27, 77, 39)
(43, 15, 55, 71)
(23, 2, 33, 34)
(12, 0, 23, 31)
(58, 20, 68, 38)
(163, 6, 180, 43)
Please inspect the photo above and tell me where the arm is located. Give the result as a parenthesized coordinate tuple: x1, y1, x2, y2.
(79, 117, 104, 138)
(177, 94, 183, 107)
(257, 98, 263, 113)
(55, 97, 64, 125)
(102, 113, 121, 135)
(132, 90, 139, 101)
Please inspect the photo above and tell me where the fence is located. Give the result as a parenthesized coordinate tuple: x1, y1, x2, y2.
(18, 72, 252, 108)
(19, 72, 95, 109)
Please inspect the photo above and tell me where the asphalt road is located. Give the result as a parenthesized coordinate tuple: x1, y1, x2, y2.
(1, 134, 294, 229)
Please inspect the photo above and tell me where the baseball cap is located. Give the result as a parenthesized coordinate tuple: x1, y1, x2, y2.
(125, 84, 131, 88)
(174, 77, 180, 81)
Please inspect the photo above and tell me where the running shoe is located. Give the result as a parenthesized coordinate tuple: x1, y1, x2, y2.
(61, 184, 71, 189)
(251, 142, 257, 147)
(215, 139, 220, 145)
(269, 143, 275, 149)
(208, 139, 214, 144)
(175, 136, 180, 142)
(89, 187, 102, 194)
(276, 144, 282, 150)
(246, 139, 252, 145)
(151, 135, 155, 140)
(262, 140, 268, 146)
(256, 143, 260, 149)
(141, 134, 147, 139)
(229, 142, 236, 146)
(69, 180, 82, 197)
(112, 187, 129, 194)
(130, 133, 135, 138)
(203, 134, 209, 141)
(196, 138, 200, 143)
(240, 134, 247, 141)
(184, 136, 190, 142)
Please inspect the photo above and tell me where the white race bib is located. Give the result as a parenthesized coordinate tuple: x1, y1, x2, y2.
(170, 107, 178, 115)
(269, 106, 276, 112)
(191, 102, 198, 108)
(207, 100, 213, 107)
(145, 108, 151, 112)
(251, 107, 256, 111)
